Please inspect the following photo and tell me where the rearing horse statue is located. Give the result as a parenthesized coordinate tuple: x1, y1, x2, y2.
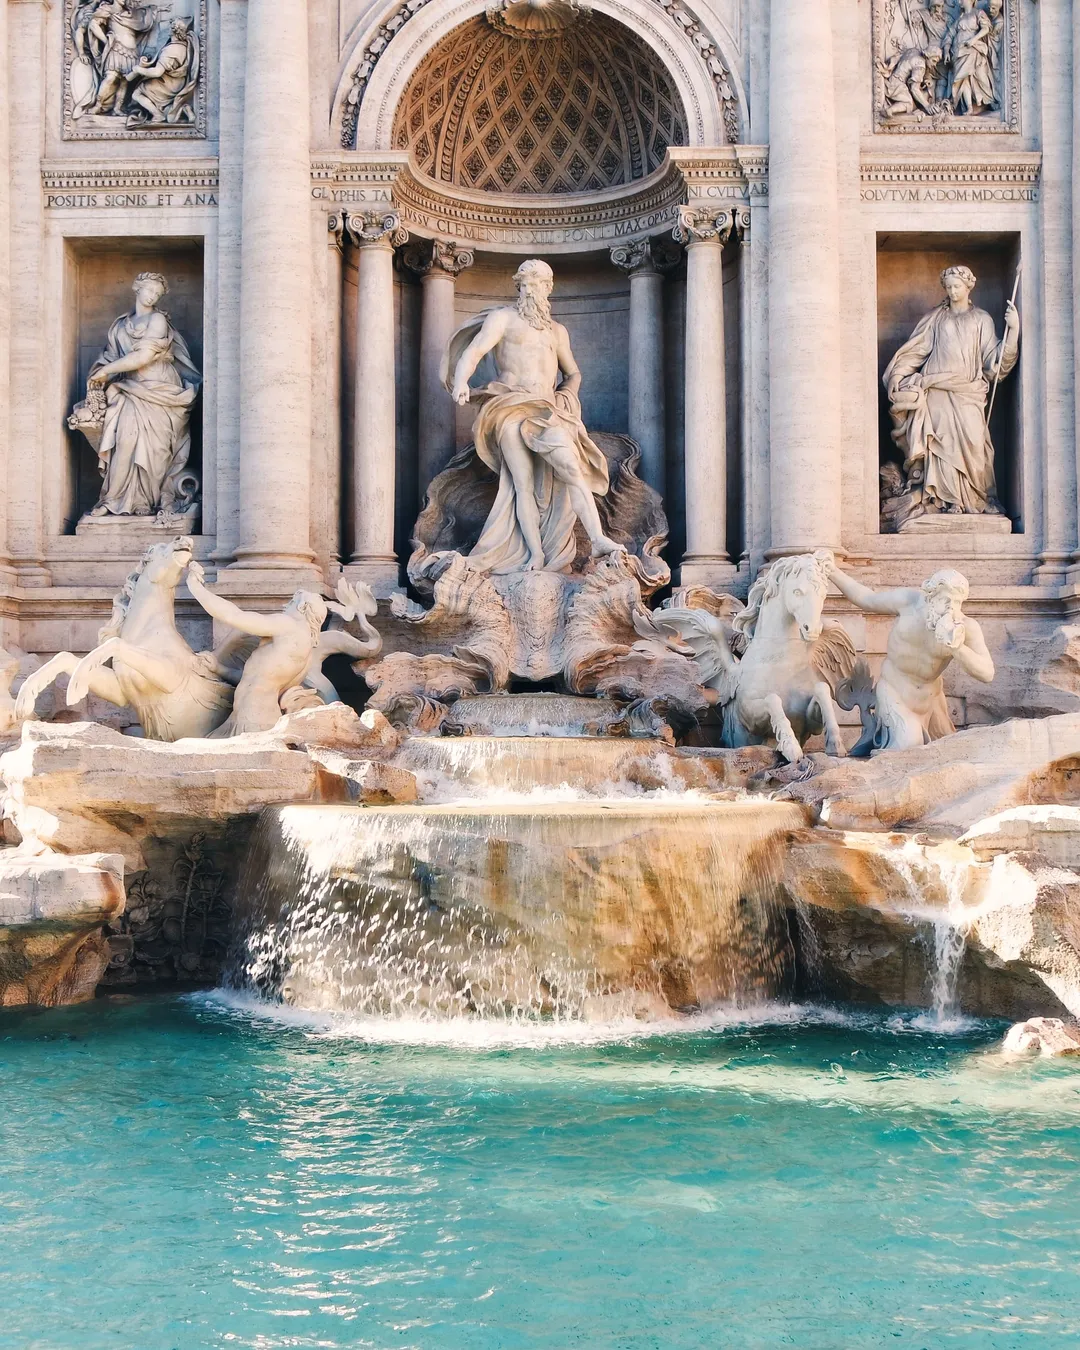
(655, 551, 857, 763)
(16, 537, 249, 741)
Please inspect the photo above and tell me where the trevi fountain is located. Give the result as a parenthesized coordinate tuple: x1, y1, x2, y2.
(3, 0, 1080, 1345)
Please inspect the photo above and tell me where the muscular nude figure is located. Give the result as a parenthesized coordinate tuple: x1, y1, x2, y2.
(828, 561, 994, 751)
(184, 566, 382, 736)
(442, 258, 623, 574)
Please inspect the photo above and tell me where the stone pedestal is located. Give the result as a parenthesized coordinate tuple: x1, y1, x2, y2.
(899, 514, 1014, 536)
(75, 509, 202, 546)
(345, 212, 408, 598)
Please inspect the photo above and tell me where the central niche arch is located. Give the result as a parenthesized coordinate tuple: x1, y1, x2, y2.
(391, 12, 688, 195)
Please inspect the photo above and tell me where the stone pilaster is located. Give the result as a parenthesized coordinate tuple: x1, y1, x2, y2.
(346, 211, 408, 597)
(768, 0, 843, 556)
(405, 239, 474, 503)
(673, 206, 736, 588)
(0, 0, 10, 573)
(1071, 0, 1080, 575)
(211, 0, 247, 566)
(230, 0, 317, 585)
(1036, 0, 1076, 582)
(6, 0, 47, 585)
(610, 239, 668, 497)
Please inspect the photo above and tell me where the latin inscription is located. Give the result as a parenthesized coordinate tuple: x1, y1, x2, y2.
(861, 185, 1037, 204)
(45, 191, 218, 209)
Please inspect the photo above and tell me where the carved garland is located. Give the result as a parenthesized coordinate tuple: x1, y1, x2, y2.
(340, 0, 740, 149)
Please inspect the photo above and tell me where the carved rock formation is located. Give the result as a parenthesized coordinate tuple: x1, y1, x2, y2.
(0, 707, 415, 994)
(0, 851, 125, 1007)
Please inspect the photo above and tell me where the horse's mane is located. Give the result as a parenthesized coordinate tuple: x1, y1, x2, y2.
(732, 553, 831, 641)
(97, 543, 162, 642)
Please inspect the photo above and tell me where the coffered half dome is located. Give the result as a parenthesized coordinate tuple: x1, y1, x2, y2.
(391, 12, 689, 196)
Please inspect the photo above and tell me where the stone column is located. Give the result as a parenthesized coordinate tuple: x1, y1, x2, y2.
(1072, 0, 1080, 574)
(6, 0, 47, 584)
(212, 0, 247, 565)
(673, 207, 736, 587)
(733, 206, 757, 570)
(610, 240, 666, 496)
(231, 0, 316, 581)
(0, 0, 10, 571)
(768, 0, 843, 555)
(346, 210, 408, 596)
(1036, 0, 1076, 581)
(406, 239, 474, 504)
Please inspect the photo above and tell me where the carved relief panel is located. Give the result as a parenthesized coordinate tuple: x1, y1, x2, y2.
(64, 0, 207, 140)
(872, 0, 1019, 133)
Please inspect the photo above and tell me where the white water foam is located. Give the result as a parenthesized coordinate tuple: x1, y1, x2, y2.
(195, 987, 990, 1051)
(880, 838, 978, 1033)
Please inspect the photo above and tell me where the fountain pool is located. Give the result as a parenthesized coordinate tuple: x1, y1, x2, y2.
(3, 992, 1080, 1349)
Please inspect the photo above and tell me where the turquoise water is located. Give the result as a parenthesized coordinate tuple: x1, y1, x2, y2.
(3, 995, 1080, 1349)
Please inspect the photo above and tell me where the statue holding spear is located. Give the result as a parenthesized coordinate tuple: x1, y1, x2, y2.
(883, 261, 1021, 523)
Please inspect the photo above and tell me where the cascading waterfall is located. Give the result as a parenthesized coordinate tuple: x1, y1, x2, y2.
(881, 839, 976, 1027)
(228, 739, 808, 1023)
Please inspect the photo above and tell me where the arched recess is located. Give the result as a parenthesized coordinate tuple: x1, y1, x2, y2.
(332, 0, 746, 155)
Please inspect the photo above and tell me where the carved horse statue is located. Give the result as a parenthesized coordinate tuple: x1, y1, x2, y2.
(655, 552, 857, 763)
(16, 537, 250, 741)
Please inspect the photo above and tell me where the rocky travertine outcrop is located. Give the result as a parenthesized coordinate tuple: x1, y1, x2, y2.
(0, 706, 416, 993)
(0, 851, 125, 1006)
(237, 798, 808, 1019)
(1003, 1017, 1080, 1056)
(783, 827, 1080, 1021)
(782, 713, 1080, 835)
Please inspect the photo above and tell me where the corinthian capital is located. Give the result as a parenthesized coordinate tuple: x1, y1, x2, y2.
(343, 210, 409, 249)
(403, 239, 476, 278)
(673, 206, 735, 246)
(609, 240, 656, 275)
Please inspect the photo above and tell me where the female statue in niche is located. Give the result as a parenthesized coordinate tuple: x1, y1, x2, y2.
(883, 264, 1019, 526)
(945, 0, 997, 115)
(69, 272, 201, 520)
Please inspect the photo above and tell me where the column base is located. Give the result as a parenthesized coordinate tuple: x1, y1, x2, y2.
(344, 557, 401, 600)
(219, 556, 324, 604)
(1034, 552, 1071, 587)
(679, 557, 740, 592)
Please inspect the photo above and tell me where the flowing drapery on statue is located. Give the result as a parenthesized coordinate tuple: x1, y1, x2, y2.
(884, 264, 1018, 517)
(70, 272, 201, 519)
(441, 259, 623, 576)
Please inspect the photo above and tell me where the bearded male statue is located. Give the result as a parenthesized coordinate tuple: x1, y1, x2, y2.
(827, 561, 994, 752)
(441, 258, 624, 575)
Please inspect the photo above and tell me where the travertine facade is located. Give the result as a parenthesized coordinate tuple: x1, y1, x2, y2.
(0, 0, 1076, 726)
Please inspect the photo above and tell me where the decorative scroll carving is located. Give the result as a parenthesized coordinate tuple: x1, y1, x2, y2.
(487, 1, 587, 37)
(339, 0, 741, 150)
(673, 205, 735, 246)
(342, 211, 409, 249)
(647, 0, 740, 143)
(64, 0, 207, 141)
(391, 14, 688, 195)
(872, 0, 1019, 134)
(403, 239, 476, 278)
(609, 238, 682, 275)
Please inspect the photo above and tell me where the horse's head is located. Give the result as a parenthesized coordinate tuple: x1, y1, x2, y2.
(736, 551, 832, 645)
(140, 536, 194, 589)
(778, 551, 832, 642)
(99, 537, 194, 642)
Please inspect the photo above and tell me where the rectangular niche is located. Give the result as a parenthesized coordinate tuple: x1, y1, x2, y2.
(63, 237, 205, 535)
(876, 232, 1022, 532)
